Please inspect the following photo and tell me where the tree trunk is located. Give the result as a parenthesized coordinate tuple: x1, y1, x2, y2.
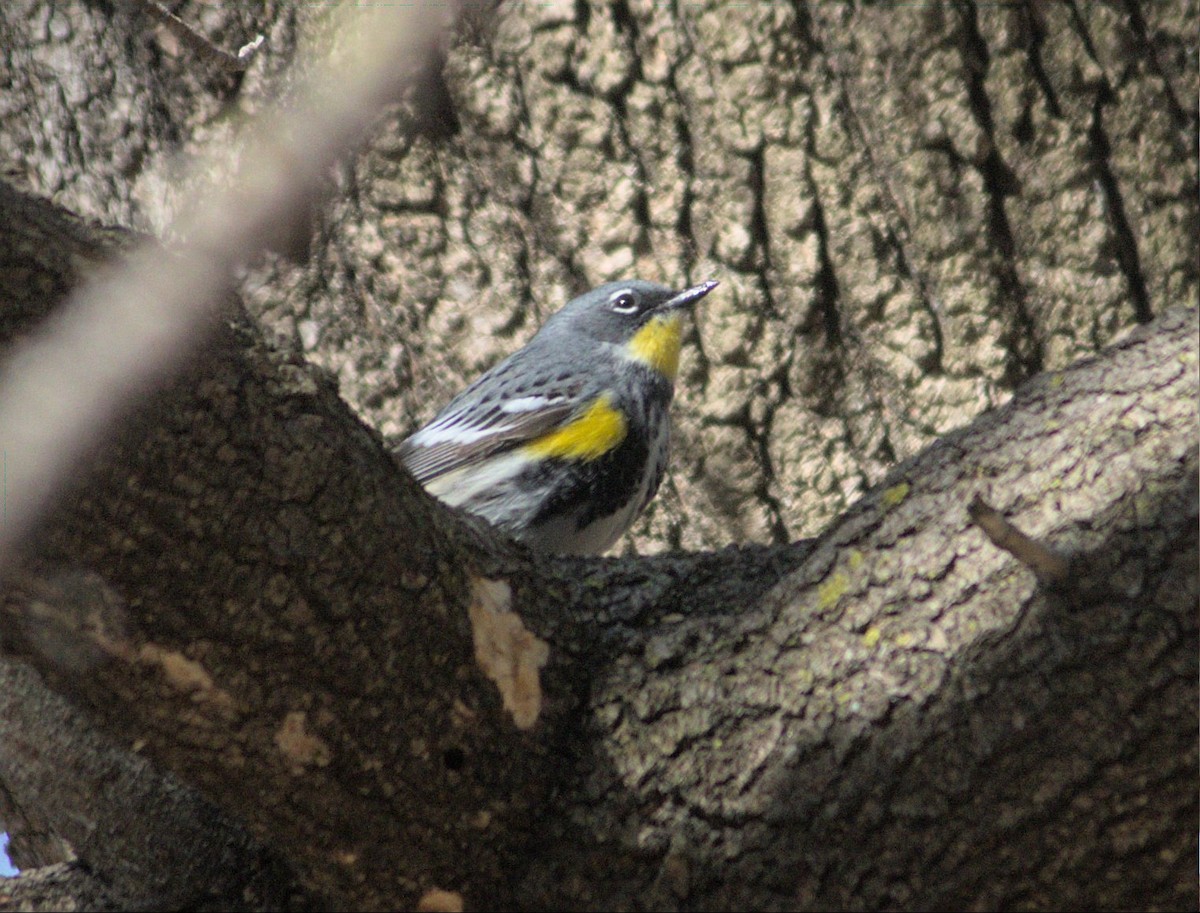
(0, 1, 1195, 909)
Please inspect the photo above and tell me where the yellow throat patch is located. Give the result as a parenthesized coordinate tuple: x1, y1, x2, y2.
(627, 313, 684, 380)
(524, 394, 628, 461)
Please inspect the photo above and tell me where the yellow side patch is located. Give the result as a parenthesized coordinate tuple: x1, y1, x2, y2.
(627, 313, 684, 380)
(524, 394, 627, 461)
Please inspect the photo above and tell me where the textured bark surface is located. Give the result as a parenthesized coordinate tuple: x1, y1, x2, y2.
(4, 1, 1194, 556)
(0, 185, 1195, 910)
(0, 658, 304, 911)
(524, 305, 1198, 910)
(0, 1, 1196, 910)
(251, 0, 1197, 552)
(0, 183, 548, 908)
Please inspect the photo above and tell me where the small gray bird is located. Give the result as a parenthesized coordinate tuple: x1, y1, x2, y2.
(398, 279, 718, 554)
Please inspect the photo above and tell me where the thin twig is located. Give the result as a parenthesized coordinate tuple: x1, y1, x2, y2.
(968, 495, 1070, 586)
(0, 3, 454, 567)
(124, 0, 259, 73)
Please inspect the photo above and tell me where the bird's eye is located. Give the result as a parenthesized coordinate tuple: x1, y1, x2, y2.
(610, 292, 639, 314)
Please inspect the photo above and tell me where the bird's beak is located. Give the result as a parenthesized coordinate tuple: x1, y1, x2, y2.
(663, 279, 719, 312)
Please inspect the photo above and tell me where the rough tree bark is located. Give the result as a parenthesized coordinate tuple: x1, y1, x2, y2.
(0, 1, 1196, 910)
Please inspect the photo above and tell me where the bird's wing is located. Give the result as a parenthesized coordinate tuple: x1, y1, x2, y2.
(398, 389, 580, 484)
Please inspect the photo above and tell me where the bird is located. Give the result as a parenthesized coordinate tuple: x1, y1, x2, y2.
(398, 278, 718, 555)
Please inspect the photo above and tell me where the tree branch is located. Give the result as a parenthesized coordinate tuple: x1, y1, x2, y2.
(0, 2, 451, 566)
(1, 183, 1194, 907)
